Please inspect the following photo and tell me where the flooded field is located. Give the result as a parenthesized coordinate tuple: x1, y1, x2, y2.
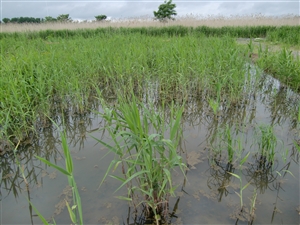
(1, 65, 299, 224)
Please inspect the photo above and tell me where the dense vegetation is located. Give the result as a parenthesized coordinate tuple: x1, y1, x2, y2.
(1, 24, 299, 224)
(1, 25, 299, 45)
(0, 25, 299, 144)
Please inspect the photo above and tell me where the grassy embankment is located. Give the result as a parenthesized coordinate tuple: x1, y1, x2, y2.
(0, 25, 299, 145)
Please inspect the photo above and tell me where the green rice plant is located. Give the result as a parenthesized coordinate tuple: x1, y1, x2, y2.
(95, 94, 186, 224)
(254, 124, 277, 166)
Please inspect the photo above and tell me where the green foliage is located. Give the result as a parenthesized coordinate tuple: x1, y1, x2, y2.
(0, 33, 251, 140)
(56, 14, 71, 22)
(153, 0, 177, 22)
(95, 95, 186, 222)
(95, 15, 107, 21)
(1, 17, 41, 24)
(2, 18, 10, 23)
(44, 16, 57, 22)
(1, 27, 298, 143)
(266, 26, 300, 46)
(1, 25, 298, 41)
(256, 46, 300, 92)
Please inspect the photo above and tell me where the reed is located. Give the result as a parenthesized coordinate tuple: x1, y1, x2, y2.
(35, 126, 83, 224)
(0, 32, 251, 141)
(255, 43, 300, 92)
(94, 94, 186, 224)
(1, 14, 299, 34)
(254, 124, 277, 166)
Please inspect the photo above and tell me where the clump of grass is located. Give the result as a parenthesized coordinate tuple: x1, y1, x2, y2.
(254, 124, 277, 167)
(95, 95, 186, 224)
(256, 45, 300, 92)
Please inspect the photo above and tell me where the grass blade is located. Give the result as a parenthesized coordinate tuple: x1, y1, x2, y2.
(35, 156, 71, 176)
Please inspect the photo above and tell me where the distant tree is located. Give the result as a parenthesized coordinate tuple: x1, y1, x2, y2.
(56, 14, 72, 22)
(153, 0, 177, 22)
(18, 17, 41, 23)
(10, 17, 19, 23)
(95, 15, 107, 21)
(2, 18, 10, 23)
(44, 16, 57, 22)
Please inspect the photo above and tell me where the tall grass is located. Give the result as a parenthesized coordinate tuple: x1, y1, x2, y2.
(266, 25, 300, 46)
(94, 95, 186, 224)
(256, 45, 300, 91)
(1, 25, 299, 46)
(0, 32, 251, 142)
(1, 14, 299, 33)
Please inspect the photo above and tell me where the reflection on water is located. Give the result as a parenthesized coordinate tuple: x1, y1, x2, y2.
(1, 66, 299, 224)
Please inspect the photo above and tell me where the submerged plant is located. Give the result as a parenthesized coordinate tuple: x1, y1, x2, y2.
(95, 95, 186, 224)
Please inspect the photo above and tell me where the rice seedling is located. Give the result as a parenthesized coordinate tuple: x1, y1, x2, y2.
(94, 94, 186, 224)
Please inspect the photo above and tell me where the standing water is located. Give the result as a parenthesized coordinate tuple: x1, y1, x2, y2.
(1, 66, 299, 224)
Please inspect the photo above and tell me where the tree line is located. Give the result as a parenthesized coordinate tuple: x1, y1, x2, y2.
(1, 14, 107, 24)
(1, 0, 176, 24)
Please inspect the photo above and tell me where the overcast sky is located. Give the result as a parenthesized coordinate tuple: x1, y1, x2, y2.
(1, 0, 299, 21)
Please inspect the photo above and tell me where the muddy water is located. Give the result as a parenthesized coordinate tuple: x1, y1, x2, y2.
(1, 68, 299, 224)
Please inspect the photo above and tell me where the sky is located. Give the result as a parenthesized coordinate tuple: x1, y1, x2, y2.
(0, 0, 299, 21)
